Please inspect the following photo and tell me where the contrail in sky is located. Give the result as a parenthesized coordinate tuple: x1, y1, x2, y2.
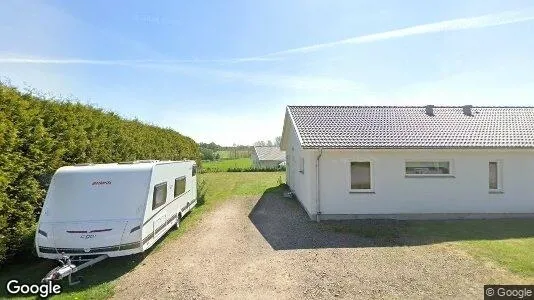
(258, 9, 534, 57)
(1, 9, 533, 65)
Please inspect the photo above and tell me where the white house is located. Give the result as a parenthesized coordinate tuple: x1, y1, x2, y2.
(280, 105, 534, 221)
(252, 146, 286, 168)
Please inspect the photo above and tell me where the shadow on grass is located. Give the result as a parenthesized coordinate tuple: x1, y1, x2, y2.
(0, 227, 177, 299)
(249, 185, 534, 250)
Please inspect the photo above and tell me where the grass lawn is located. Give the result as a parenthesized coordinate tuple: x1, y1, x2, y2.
(322, 218, 534, 279)
(408, 219, 534, 278)
(0, 172, 285, 299)
(201, 158, 253, 172)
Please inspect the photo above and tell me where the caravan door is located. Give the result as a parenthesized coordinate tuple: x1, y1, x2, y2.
(152, 182, 168, 240)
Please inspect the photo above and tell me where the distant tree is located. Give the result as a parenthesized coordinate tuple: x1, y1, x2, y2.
(274, 136, 282, 147)
(208, 142, 219, 150)
(267, 140, 273, 147)
(199, 142, 222, 151)
(200, 148, 215, 160)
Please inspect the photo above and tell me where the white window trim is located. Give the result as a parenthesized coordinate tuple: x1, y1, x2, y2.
(404, 159, 455, 178)
(489, 160, 504, 193)
(348, 160, 375, 193)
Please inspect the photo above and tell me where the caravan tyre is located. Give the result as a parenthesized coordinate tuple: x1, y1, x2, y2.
(175, 214, 180, 229)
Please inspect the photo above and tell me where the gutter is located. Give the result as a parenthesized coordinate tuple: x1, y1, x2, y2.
(315, 148, 323, 222)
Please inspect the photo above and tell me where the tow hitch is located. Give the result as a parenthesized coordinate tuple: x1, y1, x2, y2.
(42, 254, 108, 285)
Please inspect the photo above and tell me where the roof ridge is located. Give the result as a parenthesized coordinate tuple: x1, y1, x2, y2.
(287, 105, 534, 108)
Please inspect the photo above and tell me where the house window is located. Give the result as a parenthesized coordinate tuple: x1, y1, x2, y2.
(174, 177, 186, 197)
(350, 162, 372, 191)
(152, 182, 167, 210)
(192, 165, 197, 177)
(405, 161, 451, 176)
(299, 157, 304, 173)
(489, 161, 502, 191)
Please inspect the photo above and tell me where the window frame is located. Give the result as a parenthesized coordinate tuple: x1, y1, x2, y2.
(152, 182, 167, 210)
(489, 160, 504, 193)
(348, 160, 374, 193)
(174, 176, 186, 198)
(404, 160, 454, 177)
(299, 157, 304, 173)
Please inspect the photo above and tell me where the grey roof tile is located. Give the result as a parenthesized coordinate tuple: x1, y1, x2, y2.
(287, 106, 534, 149)
(254, 146, 286, 161)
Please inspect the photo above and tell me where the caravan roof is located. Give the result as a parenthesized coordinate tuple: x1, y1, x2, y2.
(41, 161, 185, 223)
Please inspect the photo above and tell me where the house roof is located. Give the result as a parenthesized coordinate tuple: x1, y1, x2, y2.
(287, 106, 534, 149)
(254, 146, 286, 161)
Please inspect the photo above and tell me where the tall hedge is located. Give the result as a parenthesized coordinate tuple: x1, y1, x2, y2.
(0, 83, 200, 265)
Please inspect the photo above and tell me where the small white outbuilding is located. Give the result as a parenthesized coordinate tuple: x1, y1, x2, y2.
(251, 146, 286, 168)
(280, 105, 534, 221)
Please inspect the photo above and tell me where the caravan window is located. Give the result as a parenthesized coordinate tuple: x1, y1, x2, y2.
(174, 177, 186, 197)
(152, 182, 167, 210)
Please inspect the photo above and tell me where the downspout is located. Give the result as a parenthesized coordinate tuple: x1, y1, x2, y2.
(315, 148, 323, 222)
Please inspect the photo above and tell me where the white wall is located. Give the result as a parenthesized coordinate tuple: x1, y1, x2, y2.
(257, 160, 283, 168)
(310, 149, 534, 217)
(251, 152, 259, 167)
(285, 122, 315, 216)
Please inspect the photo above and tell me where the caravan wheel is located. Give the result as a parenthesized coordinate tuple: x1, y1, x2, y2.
(175, 214, 181, 229)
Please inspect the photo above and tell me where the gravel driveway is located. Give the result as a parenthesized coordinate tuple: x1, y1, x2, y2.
(113, 189, 525, 299)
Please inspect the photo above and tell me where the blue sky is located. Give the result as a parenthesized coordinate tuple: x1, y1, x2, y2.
(1, 1, 534, 146)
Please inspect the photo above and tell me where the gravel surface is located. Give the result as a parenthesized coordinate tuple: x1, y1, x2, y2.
(113, 190, 527, 299)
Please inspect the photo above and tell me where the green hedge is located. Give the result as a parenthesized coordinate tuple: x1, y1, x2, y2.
(201, 166, 286, 173)
(0, 83, 200, 265)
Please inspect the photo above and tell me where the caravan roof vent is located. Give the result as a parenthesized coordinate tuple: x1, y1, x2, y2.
(133, 160, 159, 164)
(425, 105, 435, 116)
(463, 105, 473, 116)
(118, 160, 159, 164)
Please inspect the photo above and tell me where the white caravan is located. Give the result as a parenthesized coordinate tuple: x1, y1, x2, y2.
(35, 160, 197, 282)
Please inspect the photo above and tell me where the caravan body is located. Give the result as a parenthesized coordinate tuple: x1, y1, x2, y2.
(36, 160, 197, 259)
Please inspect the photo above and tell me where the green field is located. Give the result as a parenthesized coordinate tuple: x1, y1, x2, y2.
(201, 158, 253, 172)
(215, 150, 251, 159)
(0, 172, 285, 299)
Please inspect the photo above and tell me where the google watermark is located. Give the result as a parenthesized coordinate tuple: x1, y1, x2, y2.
(485, 285, 533, 299)
(5, 280, 62, 298)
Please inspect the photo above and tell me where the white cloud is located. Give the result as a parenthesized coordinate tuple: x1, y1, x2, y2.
(0, 57, 281, 65)
(0, 55, 361, 93)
